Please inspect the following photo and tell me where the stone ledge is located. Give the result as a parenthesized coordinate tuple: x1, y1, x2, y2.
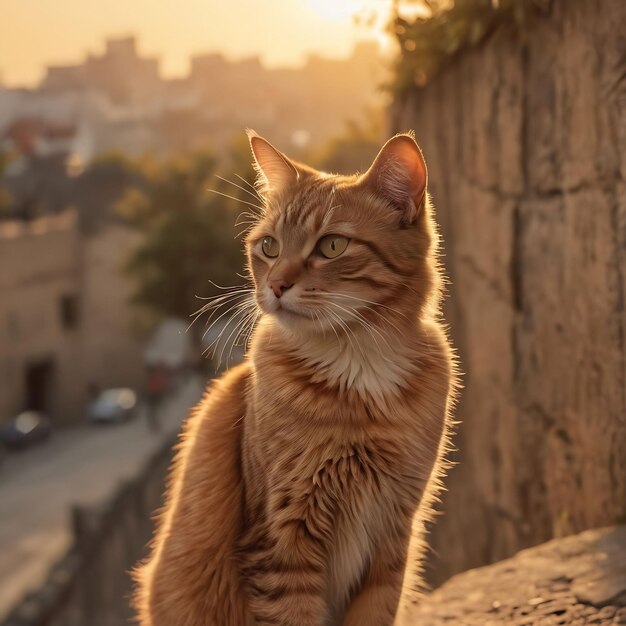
(403, 526, 626, 625)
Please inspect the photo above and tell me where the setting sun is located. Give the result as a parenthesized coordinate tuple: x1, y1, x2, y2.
(0, 0, 392, 87)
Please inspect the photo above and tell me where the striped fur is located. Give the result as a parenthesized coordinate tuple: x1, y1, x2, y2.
(133, 133, 458, 625)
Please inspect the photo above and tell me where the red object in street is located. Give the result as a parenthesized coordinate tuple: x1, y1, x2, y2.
(146, 367, 170, 398)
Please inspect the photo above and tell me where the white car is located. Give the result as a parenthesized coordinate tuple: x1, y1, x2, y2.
(87, 388, 137, 424)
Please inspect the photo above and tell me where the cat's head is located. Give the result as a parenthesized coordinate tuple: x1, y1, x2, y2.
(245, 130, 440, 336)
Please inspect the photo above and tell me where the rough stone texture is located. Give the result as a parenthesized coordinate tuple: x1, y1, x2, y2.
(394, 0, 626, 584)
(402, 526, 626, 625)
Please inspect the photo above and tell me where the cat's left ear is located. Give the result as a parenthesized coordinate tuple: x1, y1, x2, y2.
(359, 132, 428, 224)
(247, 129, 298, 194)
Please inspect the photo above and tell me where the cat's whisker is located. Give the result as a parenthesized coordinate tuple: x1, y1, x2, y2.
(228, 308, 260, 363)
(234, 173, 265, 202)
(398, 281, 422, 298)
(240, 312, 260, 353)
(324, 308, 346, 345)
(329, 292, 408, 318)
(326, 307, 358, 355)
(326, 301, 390, 355)
(208, 280, 253, 292)
(234, 218, 258, 230)
(239, 306, 263, 348)
(321, 291, 407, 338)
(235, 307, 259, 347)
(351, 312, 395, 357)
(362, 307, 404, 336)
(189, 290, 254, 324)
(206, 295, 255, 333)
(201, 297, 255, 346)
(319, 309, 341, 345)
(234, 225, 255, 239)
(215, 175, 266, 209)
(192, 289, 254, 316)
(197, 296, 252, 336)
(204, 309, 255, 369)
(194, 291, 248, 303)
(226, 303, 257, 350)
(234, 219, 258, 230)
(215, 306, 256, 369)
(312, 310, 326, 335)
(330, 299, 404, 337)
(192, 287, 254, 307)
(192, 300, 248, 332)
(312, 310, 324, 336)
(235, 173, 279, 215)
(229, 308, 259, 361)
(234, 210, 260, 226)
(188, 291, 252, 334)
(208, 188, 266, 213)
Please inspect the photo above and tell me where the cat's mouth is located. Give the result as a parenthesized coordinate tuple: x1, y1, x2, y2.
(259, 291, 318, 325)
(268, 298, 317, 324)
(275, 301, 308, 319)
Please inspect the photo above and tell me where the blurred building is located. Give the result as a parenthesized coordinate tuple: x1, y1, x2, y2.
(0, 34, 387, 426)
(0, 211, 144, 425)
(42, 36, 161, 106)
(0, 36, 387, 163)
(182, 41, 386, 153)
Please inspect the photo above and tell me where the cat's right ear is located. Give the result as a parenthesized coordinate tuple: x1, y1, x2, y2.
(246, 129, 298, 194)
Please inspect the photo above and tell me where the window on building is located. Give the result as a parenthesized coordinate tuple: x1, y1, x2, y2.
(7, 312, 19, 338)
(59, 294, 80, 330)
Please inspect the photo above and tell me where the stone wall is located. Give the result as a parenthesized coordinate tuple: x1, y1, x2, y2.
(1, 439, 172, 626)
(403, 526, 626, 625)
(393, 0, 625, 584)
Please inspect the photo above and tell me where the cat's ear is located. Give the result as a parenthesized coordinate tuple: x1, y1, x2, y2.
(247, 129, 298, 194)
(360, 132, 428, 224)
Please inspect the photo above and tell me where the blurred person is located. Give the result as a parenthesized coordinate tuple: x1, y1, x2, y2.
(145, 366, 169, 433)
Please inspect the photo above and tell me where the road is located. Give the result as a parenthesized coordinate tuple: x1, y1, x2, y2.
(0, 375, 205, 620)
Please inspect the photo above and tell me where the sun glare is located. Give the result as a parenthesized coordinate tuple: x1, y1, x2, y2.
(305, 0, 368, 23)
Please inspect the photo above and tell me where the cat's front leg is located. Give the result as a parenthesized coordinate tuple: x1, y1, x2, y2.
(341, 554, 406, 626)
(342, 515, 413, 626)
(243, 526, 329, 626)
(134, 365, 254, 626)
(242, 475, 339, 626)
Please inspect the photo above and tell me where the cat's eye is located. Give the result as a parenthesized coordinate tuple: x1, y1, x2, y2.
(261, 236, 280, 258)
(318, 235, 349, 259)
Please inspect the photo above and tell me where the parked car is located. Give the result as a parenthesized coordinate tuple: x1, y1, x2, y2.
(0, 411, 52, 450)
(87, 388, 137, 424)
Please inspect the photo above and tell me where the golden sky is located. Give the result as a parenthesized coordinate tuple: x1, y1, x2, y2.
(0, 0, 394, 87)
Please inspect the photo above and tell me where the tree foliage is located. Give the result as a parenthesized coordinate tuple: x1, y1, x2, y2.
(307, 109, 386, 175)
(391, 0, 551, 97)
(118, 151, 245, 325)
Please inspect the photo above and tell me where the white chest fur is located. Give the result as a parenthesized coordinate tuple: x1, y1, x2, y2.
(294, 328, 415, 404)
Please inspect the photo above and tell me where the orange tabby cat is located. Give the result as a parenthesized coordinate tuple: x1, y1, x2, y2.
(134, 131, 457, 626)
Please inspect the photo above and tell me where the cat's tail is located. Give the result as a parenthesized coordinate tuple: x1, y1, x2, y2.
(132, 364, 255, 626)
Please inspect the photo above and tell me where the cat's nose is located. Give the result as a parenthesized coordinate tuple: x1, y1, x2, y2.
(269, 279, 293, 298)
